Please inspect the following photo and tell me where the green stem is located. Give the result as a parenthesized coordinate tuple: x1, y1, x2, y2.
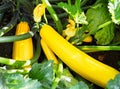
(46, 12, 68, 19)
(36, 0, 39, 5)
(0, 25, 39, 43)
(0, 2, 12, 13)
(0, 57, 31, 68)
(81, 0, 89, 7)
(110, 42, 120, 46)
(19, 0, 34, 14)
(0, 11, 18, 36)
(0, 12, 4, 23)
(98, 20, 112, 30)
(79, 21, 113, 43)
(76, 46, 120, 52)
(16, 0, 20, 9)
(0, 33, 41, 68)
(42, 0, 63, 34)
(31, 33, 41, 64)
(51, 62, 63, 89)
(82, 5, 91, 10)
(49, 0, 61, 2)
(51, 5, 64, 9)
(7, 68, 30, 74)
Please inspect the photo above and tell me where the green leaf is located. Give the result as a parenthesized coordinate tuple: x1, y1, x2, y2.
(0, 72, 7, 89)
(108, 0, 120, 24)
(86, 3, 116, 45)
(58, 0, 88, 24)
(57, 68, 78, 89)
(106, 74, 120, 89)
(29, 60, 54, 89)
(0, 72, 42, 89)
(95, 23, 115, 45)
(86, 3, 111, 34)
(69, 81, 89, 89)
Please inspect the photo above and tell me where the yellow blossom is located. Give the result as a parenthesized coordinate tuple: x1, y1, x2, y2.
(33, 3, 46, 22)
(62, 19, 76, 40)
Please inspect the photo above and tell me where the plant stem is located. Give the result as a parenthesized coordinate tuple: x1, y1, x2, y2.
(46, 12, 68, 19)
(49, 0, 62, 2)
(76, 46, 120, 52)
(79, 21, 113, 43)
(0, 2, 13, 12)
(51, 62, 63, 89)
(0, 11, 18, 36)
(42, 0, 63, 34)
(81, 0, 89, 7)
(7, 68, 30, 74)
(36, 0, 39, 5)
(98, 20, 112, 30)
(0, 34, 40, 68)
(31, 33, 41, 64)
(0, 13, 4, 23)
(16, 0, 20, 9)
(0, 57, 31, 68)
(19, 0, 34, 14)
(0, 25, 39, 43)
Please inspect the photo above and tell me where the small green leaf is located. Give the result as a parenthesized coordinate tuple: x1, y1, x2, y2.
(106, 74, 120, 89)
(58, 0, 87, 24)
(108, 0, 120, 24)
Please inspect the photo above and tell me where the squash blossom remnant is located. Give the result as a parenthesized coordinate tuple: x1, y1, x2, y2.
(62, 19, 76, 40)
(33, 3, 46, 22)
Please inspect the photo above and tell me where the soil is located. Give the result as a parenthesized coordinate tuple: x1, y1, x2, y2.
(89, 51, 120, 70)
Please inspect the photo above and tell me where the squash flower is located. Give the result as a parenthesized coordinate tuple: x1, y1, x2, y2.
(62, 19, 76, 40)
(33, 3, 46, 22)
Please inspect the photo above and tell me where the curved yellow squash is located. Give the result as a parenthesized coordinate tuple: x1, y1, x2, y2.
(41, 39, 58, 64)
(12, 21, 33, 61)
(40, 24, 119, 88)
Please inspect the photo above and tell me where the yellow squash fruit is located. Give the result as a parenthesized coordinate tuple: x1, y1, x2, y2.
(12, 21, 33, 61)
(40, 24, 119, 88)
(41, 39, 58, 64)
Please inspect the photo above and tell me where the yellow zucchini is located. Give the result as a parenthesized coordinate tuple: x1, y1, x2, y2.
(12, 21, 33, 61)
(41, 39, 58, 64)
(40, 24, 119, 88)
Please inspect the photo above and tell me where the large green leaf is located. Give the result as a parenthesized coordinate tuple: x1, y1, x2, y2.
(69, 81, 89, 89)
(108, 0, 120, 25)
(106, 74, 120, 89)
(95, 23, 115, 45)
(57, 68, 78, 89)
(86, 3, 115, 45)
(86, 3, 111, 34)
(0, 72, 42, 89)
(29, 60, 54, 89)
